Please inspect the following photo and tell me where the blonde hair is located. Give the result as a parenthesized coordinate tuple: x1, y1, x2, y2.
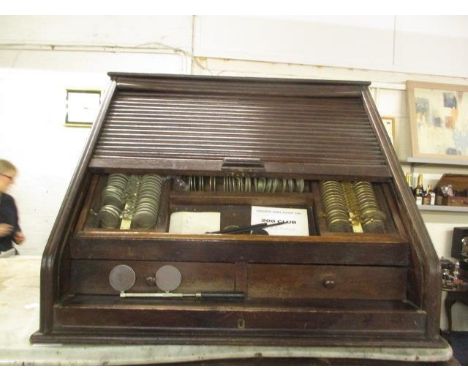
(0, 159, 17, 174)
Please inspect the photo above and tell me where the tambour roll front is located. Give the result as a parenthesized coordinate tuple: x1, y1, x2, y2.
(31, 73, 444, 348)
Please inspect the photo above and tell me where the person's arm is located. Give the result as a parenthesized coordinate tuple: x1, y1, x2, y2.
(0, 195, 14, 238)
(11, 197, 25, 244)
(14, 231, 25, 244)
(0, 223, 13, 237)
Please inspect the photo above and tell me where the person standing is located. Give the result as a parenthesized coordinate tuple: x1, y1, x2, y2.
(0, 159, 25, 257)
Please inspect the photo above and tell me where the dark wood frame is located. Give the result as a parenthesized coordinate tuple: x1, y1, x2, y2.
(65, 89, 102, 127)
(31, 74, 444, 349)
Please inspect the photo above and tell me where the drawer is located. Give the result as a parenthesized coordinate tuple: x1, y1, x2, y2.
(69, 261, 406, 301)
(248, 264, 407, 300)
(69, 260, 236, 295)
(70, 235, 410, 266)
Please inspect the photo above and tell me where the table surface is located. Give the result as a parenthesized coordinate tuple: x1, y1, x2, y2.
(443, 284, 468, 292)
(0, 257, 453, 365)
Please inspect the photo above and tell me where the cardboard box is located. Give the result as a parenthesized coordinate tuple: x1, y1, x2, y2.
(435, 174, 468, 206)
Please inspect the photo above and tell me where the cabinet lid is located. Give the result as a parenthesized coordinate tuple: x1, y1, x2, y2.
(90, 74, 389, 178)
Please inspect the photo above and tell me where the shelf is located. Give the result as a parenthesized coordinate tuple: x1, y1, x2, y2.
(403, 157, 468, 167)
(418, 205, 468, 213)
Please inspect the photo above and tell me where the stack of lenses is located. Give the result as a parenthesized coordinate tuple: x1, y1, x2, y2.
(353, 181, 386, 233)
(98, 204, 122, 229)
(184, 175, 306, 193)
(101, 174, 129, 208)
(132, 175, 164, 229)
(225, 176, 251, 192)
(98, 174, 129, 229)
(233, 176, 305, 193)
(320, 180, 353, 232)
(189, 175, 203, 191)
(208, 176, 216, 192)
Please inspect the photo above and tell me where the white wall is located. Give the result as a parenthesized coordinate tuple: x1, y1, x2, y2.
(0, 15, 467, 331)
(0, 15, 193, 258)
(0, 16, 193, 52)
(193, 16, 468, 78)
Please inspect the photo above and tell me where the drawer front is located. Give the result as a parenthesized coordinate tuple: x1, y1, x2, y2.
(248, 264, 407, 300)
(70, 260, 236, 295)
(69, 260, 406, 301)
(55, 302, 426, 336)
(70, 236, 409, 266)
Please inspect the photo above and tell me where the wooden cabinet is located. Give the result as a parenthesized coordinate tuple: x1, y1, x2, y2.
(30, 73, 444, 349)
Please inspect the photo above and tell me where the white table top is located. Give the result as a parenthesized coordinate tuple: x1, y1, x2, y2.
(0, 257, 453, 365)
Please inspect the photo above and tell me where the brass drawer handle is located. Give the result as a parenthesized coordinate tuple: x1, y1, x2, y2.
(322, 279, 336, 289)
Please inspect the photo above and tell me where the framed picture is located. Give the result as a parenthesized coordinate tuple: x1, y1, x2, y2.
(381, 116, 395, 146)
(407, 81, 468, 164)
(65, 89, 102, 127)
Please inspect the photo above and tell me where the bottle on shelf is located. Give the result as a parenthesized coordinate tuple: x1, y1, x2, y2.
(405, 173, 414, 194)
(423, 185, 432, 205)
(427, 185, 436, 206)
(435, 186, 443, 205)
(414, 174, 424, 206)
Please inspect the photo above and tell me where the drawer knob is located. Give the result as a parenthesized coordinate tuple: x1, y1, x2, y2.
(322, 279, 336, 289)
(145, 276, 156, 286)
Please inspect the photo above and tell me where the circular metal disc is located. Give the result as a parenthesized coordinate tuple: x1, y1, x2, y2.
(109, 264, 136, 292)
(362, 219, 385, 233)
(329, 220, 353, 233)
(155, 265, 182, 292)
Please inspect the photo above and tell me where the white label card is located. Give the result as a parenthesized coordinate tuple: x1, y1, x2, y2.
(169, 212, 221, 234)
(251, 206, 309, 236)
